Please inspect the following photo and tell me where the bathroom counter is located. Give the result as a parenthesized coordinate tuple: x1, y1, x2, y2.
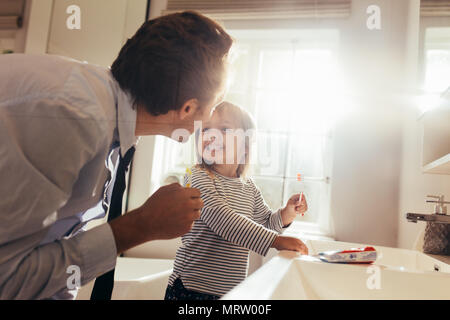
(223, 238, 450, 300)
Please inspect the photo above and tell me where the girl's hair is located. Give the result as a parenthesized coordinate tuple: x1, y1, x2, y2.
(195, 101, 255, 179)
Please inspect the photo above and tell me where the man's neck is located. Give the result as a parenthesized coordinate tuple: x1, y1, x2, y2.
(135, 105, 175, 137)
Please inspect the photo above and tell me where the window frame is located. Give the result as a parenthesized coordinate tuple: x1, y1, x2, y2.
(418, 16, 450, 93)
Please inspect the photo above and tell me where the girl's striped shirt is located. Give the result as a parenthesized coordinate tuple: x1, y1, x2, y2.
(167, 166, 285, 296)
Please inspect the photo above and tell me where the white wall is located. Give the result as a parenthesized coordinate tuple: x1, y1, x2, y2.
(327, 0, 428, 248)
(394, 7, 450, 250)
(398, 107, 450, 250)
(47, 0, 146, 67)
(396, 12, 450, 250)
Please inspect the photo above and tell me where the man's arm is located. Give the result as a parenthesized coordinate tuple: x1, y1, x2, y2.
(0, 224, 117, 299)
(0, 97, 203, 299)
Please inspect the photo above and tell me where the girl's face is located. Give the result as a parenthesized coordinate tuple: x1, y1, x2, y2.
(199, 109, 246, 166)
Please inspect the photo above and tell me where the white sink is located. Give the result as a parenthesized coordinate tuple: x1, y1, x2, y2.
(112, 257, 174, 300)
(223, 239, 450, 300)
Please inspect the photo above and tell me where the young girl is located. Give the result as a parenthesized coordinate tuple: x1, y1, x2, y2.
(164, 102, 308, 300)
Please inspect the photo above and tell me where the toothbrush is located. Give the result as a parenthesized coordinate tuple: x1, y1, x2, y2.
(296, 174, 305, 217)
(295, 192, 304, 216)
(300, 192, 304, 217)
(185, 167, 192, 187)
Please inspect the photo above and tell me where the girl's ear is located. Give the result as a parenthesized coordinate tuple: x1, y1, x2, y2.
(178, 98, 200, 121)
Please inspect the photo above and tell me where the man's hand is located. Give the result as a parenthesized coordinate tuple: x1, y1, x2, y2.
(109, 183, 203, 254)
(271, 236, 308, 254)
(280, 193, 307, 227)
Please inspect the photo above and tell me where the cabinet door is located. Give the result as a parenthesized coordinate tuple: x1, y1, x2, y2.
(47, 0, 146, 67)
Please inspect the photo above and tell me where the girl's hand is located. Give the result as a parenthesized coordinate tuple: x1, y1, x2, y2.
(271, 236, 308, 254)
(280, 193, 308, 226)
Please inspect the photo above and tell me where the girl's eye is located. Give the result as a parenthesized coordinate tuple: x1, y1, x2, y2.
(202, 128, 230, 133)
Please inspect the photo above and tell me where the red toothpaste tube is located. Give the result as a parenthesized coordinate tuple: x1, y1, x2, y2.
(315, 246, 377, 264)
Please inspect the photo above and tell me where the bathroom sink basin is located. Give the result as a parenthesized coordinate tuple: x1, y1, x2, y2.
(112, 257, 174, 300)
(76, 257, 174, 300)
(223, 239, 450, 300)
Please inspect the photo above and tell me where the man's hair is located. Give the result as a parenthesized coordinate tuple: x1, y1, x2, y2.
(111, 11, 233, 116)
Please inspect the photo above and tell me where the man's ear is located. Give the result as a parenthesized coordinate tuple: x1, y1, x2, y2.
(178, 98, 200, 121)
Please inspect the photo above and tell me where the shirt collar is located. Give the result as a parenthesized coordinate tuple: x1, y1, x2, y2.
(111, 73, 139, 158)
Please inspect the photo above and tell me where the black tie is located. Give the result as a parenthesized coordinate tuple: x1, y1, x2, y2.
(90, 146, 136, 300)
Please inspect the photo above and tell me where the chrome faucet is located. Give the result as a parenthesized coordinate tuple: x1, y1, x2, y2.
(426, 195, 448, 214)
(406, 195, 450, 224)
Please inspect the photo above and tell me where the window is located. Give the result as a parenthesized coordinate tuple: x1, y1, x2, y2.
(418, 25, 450, 112)
(152, 29, 343, 236)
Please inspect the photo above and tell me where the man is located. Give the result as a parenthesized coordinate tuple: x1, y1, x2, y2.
(0, 11, 232, 299)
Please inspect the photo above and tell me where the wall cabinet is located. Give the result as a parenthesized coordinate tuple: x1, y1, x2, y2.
(47, 0, 147, 67)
